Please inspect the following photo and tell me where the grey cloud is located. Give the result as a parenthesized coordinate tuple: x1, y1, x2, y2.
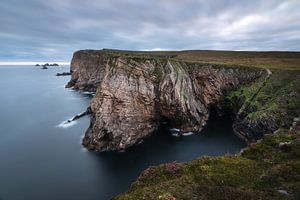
(0, 0, 299, 61)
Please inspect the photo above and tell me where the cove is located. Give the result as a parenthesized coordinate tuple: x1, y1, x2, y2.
(0, 66, 246, 200)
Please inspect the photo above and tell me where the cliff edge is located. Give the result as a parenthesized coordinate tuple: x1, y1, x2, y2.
(67, 50, 298, 152)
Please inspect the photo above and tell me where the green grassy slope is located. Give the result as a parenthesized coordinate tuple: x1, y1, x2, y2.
(114, 127, 300, 200)
(224, 69, 300, 141)
(227, 70, 300, 119)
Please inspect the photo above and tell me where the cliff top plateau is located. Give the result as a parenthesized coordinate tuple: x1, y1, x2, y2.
(74, 49, 300, 70)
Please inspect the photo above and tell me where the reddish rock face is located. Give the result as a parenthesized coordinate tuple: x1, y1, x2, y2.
(68, 50, 264, 152)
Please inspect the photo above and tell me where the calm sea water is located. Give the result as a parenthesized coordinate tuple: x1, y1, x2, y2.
(0, 66, 246, 200)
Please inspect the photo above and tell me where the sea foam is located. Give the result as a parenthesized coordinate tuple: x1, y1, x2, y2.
(56, 119, 77, 128)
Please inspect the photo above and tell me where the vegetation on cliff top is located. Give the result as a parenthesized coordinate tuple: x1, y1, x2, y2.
(76, 49, 300, 70)
(226, 70, 300, 121)
(114, 126, 300, 200)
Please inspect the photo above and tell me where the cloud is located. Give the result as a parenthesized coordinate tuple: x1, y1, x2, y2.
(0, 0, 299, 61)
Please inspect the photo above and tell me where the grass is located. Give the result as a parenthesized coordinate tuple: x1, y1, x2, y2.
(175, 50, 300, 70)
(225, 70, 300, 120)
(114, 130, 300, 200)
(76, 49, 300, 70)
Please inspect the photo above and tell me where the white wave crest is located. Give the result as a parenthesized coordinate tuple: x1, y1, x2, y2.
(56, 119, 77, 128)
(182, 132, 194, 136)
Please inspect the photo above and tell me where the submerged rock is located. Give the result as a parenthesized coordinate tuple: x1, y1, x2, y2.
(62, 106, 92, 125)
(56, 72, 71, 76)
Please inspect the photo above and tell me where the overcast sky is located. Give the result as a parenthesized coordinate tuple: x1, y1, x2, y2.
(1, 0, 300, 62)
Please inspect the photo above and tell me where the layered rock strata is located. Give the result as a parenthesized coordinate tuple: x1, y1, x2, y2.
(68, 50, 268, 151)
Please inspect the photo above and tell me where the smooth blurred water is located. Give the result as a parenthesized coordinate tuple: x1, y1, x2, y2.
(0, 65, 246, 200)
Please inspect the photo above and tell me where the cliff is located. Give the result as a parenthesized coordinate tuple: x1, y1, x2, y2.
(67, 50, 300, 152)
(67, 50, 272, 151)
(66, 50, 108, 92)
(66, 49, 300, 199)
(226, 69, 300, 143)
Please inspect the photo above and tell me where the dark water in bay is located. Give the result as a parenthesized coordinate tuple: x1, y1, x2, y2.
(0, 66, 246, 200)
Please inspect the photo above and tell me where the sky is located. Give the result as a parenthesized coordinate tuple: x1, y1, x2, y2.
(0, 0, 300, 63)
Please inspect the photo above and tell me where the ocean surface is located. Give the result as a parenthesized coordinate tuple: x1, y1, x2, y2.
(0, 65, 246, 200)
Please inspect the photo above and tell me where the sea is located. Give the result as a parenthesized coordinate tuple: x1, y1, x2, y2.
(0, 65, 246, 200)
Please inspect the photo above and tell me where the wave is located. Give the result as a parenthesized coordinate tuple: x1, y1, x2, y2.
(56, 119, 78, 128)
(170, 128, 181, 137)
(169, 128, 194, 137)
(80, 148, 88, 153)
(82, 91, 96, 95)
(182, 132, 194, 136)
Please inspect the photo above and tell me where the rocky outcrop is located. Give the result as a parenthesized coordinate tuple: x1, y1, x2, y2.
(66, 50, 108, 92)
(83, 58, 159, 151)
(56, 72, 71, 76)
(68, 50, 265, 151)
(63, 106, 92, 125)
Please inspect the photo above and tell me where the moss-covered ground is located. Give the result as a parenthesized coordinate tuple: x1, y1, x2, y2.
(114, 128, 300, 200)
(225, 70, 300, 121)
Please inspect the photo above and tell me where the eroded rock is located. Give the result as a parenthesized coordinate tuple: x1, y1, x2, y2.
(68, 50, 264, 151)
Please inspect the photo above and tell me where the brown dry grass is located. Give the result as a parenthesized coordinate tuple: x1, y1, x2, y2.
(98, 49, 300, 70)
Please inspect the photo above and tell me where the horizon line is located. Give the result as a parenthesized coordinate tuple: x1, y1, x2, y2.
(0, 61, 70, 65)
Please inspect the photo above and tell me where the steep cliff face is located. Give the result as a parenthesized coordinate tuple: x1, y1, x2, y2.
(68, 50, 265, 151)
(66, 50, 107, 92)
(83, 58, 159, 151)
